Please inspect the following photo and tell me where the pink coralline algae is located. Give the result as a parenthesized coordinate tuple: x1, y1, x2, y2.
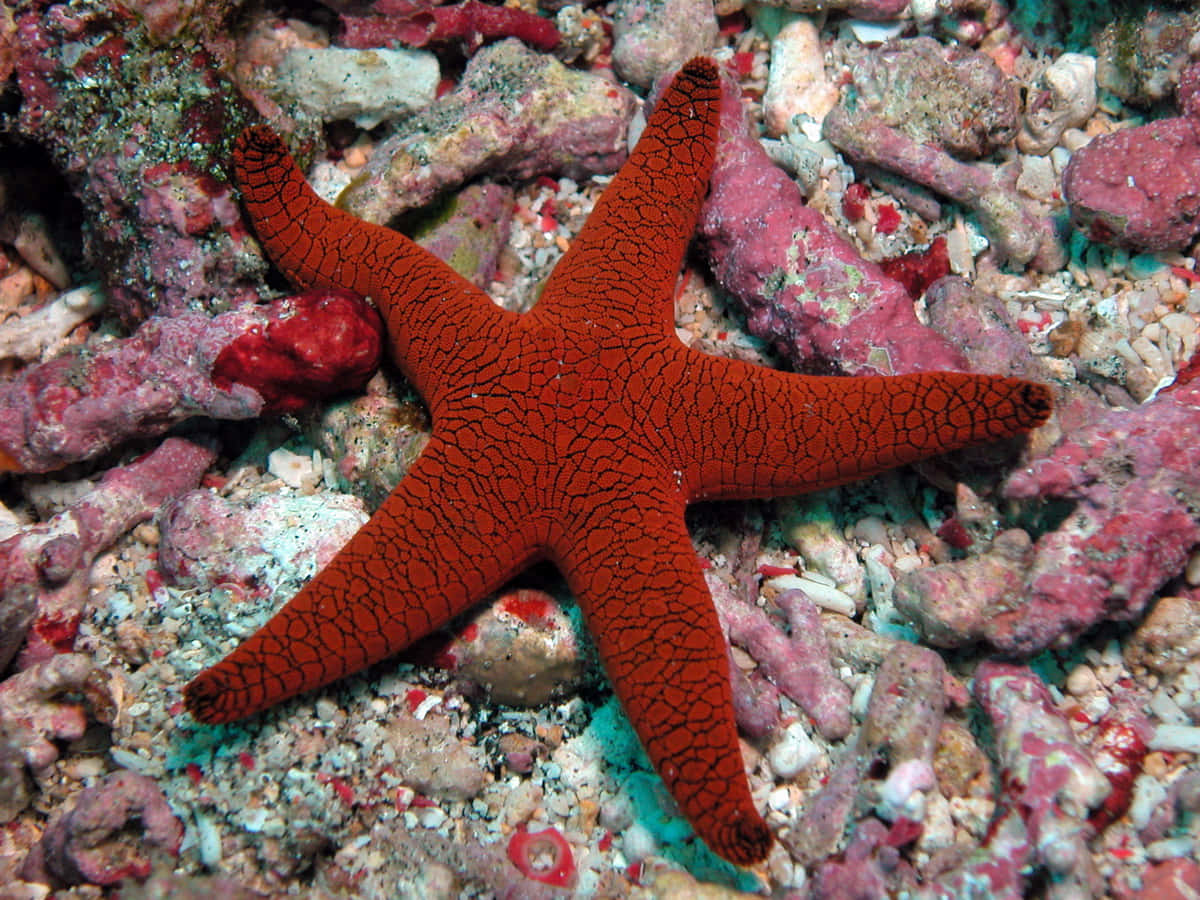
(1134, 859, 1200, 900)
(0, 653, 94, 776)
(697, 67, 968, 377)
(20, 770, 184, 888)
(784, 641, 947, 867)
(709, 579, 852, 741)
(1064, 61, 1200, 251)
(337, 39, 636, 225)
(923, 276, 1101, 439)
(810, 818, 910, 899)
(1001, 376, 1200, 650)
(822, 38, 1063, 272)
(1, 437, 215, 668)
(894, 528, 1034, 650)
(14, 5, 262, 325)
(392, 822, 567, 900)
(859, 644, 947, 771)
(339, 0, 560, 54)
(429, 588, 586, 707)
(0, 290, 380, 473)
(898, 377, 1200, 654)
(923, 662, 1113, 898)
(156, 486, 368, 596)
(1, 651, 123, 824)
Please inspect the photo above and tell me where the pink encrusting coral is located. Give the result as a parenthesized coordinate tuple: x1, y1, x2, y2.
(339, 0, 561, 54)
(0, 290, 380, 473)
(696, 67, 971, 377)
(20, 770, 184, 887)
(1, 437, 216, 668)
(897, 376, 1200, 654)
(1064, 60, 1200, 251)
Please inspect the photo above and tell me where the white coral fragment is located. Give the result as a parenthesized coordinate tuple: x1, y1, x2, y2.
(1019, 53, 1098, 155)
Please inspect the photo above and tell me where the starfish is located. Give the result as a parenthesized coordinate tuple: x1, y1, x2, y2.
(185, 58, 1051, 866)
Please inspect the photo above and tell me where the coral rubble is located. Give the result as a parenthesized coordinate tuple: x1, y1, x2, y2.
(2, 0, 1199, 896)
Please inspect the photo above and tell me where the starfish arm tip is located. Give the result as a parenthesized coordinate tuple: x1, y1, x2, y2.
(717, 815, 774, 867)
(182, 669, 240, 725)
(233, 124, 289, 175)
(1020, 380, 1054, 428)
(681, 56, 719, 80)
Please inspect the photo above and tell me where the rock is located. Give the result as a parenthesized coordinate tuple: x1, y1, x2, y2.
(1063, 115, 1200, 251)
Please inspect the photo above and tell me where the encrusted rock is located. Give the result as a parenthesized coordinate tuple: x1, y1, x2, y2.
(439, 589, 586, 706)
(338, 39, 635, 225)
(611, 0, 717, 89)
(1094, 9, 1200, 107)
(385, 713, 487, 801)
(20, 770, 183, 888)
(157, 488, 368, 596)
(832, 37, 1019, 159)
(1063, 115, 1200, 251)
(1123, 594, 1200, 677)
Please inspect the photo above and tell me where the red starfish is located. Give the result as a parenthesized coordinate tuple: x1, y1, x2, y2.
(185, 58, 1051, 866)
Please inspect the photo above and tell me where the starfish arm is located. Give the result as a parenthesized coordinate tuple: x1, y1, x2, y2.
(535, 58, 719, 333)
(184, 440, 541, 724)
(232, 126, 515, 406)
(550, 490, 772, 866)
(668, 354, 1053, 501)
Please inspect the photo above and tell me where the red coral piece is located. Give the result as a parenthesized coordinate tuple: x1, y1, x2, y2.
(211, 288, 383, 414)
(880, 236, 950, 299)
(1088, 718, 1148, 831)
(875, 202, 901, 234)
(935, 514, 972, 550)
(20, 770, 183, 888)
(1167, 346, 1200, 390)
(498, 589, 558, 627)
(507, 826, 576, 888)
(884, 816, 923, 847)
(31, 610, 82, 653)
(316, 772, 356, 806)
(842, 182, 869, 221)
